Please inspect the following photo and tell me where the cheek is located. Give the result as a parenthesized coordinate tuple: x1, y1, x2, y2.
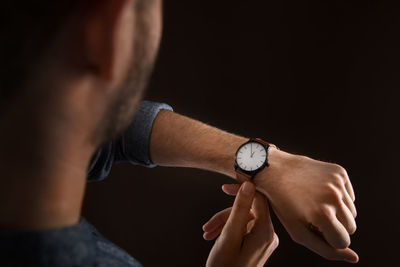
(115, 7, 135, 83)
(152, 0, 163, 47)
(137, 0, 162, 64)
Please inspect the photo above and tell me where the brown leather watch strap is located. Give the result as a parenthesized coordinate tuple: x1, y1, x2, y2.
(254, 138, 278, 149)
(235, 169, 251, 183)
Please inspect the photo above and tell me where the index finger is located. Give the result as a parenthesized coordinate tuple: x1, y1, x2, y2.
(243, 193, 277, 252)
(219, 182, 255, 248)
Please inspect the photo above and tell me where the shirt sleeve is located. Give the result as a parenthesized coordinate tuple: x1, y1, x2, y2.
(87, 100, 173, 182)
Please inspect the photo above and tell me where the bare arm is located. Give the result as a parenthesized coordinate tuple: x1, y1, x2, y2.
(149, 109, 358, 263)
(149, 110, 246, 179)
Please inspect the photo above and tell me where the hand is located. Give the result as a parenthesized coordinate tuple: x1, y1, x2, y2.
(203, 182, 279, 267)
(228, 148, 359, 263)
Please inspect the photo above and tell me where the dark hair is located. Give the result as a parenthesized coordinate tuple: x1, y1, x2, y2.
(0, 1, 78, 107)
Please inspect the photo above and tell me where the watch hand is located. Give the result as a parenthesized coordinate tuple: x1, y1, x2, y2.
(251, 143, 253, 157)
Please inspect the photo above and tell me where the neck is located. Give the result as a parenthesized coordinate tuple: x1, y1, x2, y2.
(0, 100, 96, 231)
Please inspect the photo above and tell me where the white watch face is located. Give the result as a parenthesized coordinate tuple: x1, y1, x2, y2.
(236, 142, 267, 171)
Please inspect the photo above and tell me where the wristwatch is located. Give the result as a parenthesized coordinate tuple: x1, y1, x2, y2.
(234, 138, 276, 182)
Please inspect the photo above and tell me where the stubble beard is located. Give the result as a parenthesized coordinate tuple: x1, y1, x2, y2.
(94, 24, 158, 147)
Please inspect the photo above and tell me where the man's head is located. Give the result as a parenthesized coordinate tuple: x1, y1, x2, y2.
(0, 0, 162, 148)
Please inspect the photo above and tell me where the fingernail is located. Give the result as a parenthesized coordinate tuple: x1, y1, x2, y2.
(344, 254, 359, 263)
(241, 182, 254, 196)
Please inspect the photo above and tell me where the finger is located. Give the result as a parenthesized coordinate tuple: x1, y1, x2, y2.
(204, 214, 257, 241)
(317, 207, 351, 249)
(341, 169, 355, 201)
(222, 184, 240, 196)
(202, 207, 232, 232)
(243, 193, 276, 252)
(342, 189, 357, 218)
(345, 179, 356, 202)
(220, 182, 255, 247)
(203, 224, 224, 240)
(297, 228, 359, 263)
(262, 233, 279, 262)
(250, 193, 273, 233)
(203, 210, 255, 239)
(336, 202, 357, 235)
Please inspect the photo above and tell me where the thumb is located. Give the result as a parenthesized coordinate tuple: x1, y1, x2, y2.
(219, 182, 255, 247)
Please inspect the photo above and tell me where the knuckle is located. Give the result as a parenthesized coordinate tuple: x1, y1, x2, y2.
(311, 205, 332, 225)
(214, 216, 223, 226)
(333, 164, 348, 178)
(330, 174, 344, 187)
(337, 238, 351, 249)
(326, 182, 338, 194)
(235, 204, 247, 213)
(321, 205, 333, 218)
(331, 234, 351, 249)
(235, 199, 251, 212)
(325, 184, 342, 204)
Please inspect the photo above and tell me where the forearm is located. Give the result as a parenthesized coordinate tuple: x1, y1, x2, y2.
(149, 110, 359, 263)
(149, 110, 247, 179)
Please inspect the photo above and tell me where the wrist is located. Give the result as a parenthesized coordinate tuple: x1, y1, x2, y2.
(232, 138, 285, 183)
(220, 136, 248, 179)
(252, 147, 293, 196)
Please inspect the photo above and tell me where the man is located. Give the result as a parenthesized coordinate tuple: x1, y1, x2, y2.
(0, 0, 358, 266)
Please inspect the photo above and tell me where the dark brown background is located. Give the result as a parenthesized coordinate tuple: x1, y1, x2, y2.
(83, 1, 400, 266)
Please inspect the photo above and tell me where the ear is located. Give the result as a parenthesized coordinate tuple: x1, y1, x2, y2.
(82, 0, 134, 83)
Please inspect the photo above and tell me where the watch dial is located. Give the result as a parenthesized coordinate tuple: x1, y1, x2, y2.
(236, 142, 267, 171)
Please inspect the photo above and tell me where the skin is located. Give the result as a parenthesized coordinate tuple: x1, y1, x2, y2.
(0, 0, 358, 265)
(0, 0, 162, 230)
(150, 111, 359, 263)
(205, 182, 279, 267)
